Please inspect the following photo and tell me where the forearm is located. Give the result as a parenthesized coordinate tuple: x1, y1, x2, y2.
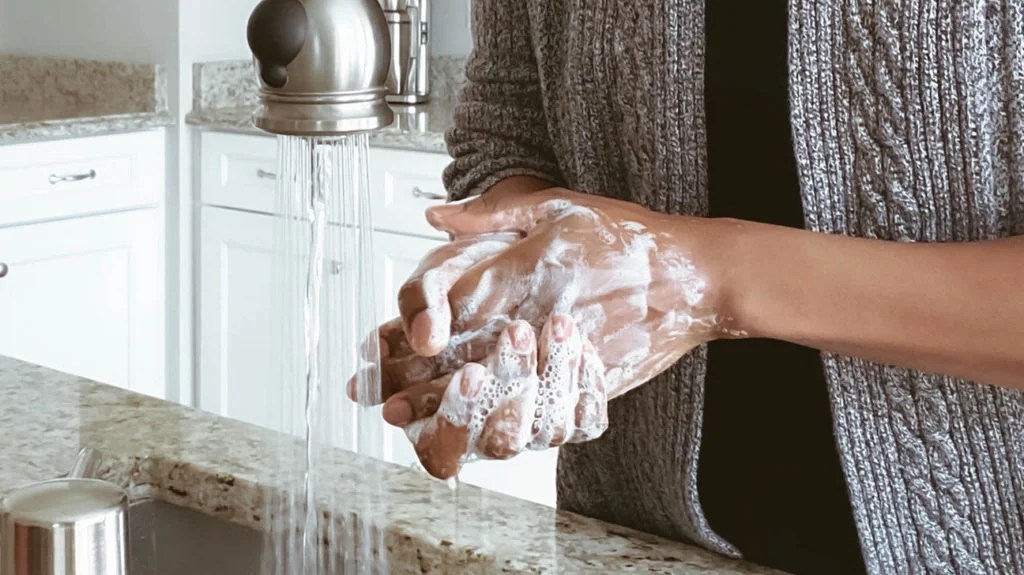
(718, 219, 1024, 388)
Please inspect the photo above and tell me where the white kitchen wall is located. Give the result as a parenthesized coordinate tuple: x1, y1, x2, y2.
(0, 0, 177, 65)
(431, 0, 473, 57)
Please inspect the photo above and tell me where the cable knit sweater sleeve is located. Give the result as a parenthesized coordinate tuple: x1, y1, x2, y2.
(442, 1, 563, 202)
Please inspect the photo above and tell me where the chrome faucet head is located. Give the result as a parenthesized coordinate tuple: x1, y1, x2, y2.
(247, 0, 395, 136)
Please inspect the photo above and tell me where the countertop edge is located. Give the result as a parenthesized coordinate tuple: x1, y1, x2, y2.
(0, 111, 176, 145)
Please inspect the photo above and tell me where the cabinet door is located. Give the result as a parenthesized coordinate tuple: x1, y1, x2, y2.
(199, 208, 376, 440)
(372, 231, 441, 470)
(372, 231, 558, 507)
(199, 207, 287, 430)
(0, 210, 165, 398)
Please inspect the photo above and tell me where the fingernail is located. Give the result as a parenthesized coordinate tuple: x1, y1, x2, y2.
(383, 399, 414, 426)
(458, 364, 488, 398)
(551, 314, 573, 343)
(509, 323, 534, 353)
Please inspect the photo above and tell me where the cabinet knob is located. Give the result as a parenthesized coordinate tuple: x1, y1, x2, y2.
(257, 169, 277, 180)
(0, 263, 8, 278)
(411, 187, 445, 201)
(49, 169, 97, 185)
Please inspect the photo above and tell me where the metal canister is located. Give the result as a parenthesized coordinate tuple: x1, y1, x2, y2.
(0, 449, 127, 575)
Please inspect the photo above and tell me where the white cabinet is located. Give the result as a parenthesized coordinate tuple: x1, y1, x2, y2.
(373, 231, 437, 471)
(0, 130, 166, 398)
(198, 207, 283, 429)
(197, 209, 439, 452)
(196, 134, 557, 507)
(0, 210, 165, 398)
(0, 131, 164, 226)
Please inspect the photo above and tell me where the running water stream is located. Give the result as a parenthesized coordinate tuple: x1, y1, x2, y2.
(263, 134, 389, 575)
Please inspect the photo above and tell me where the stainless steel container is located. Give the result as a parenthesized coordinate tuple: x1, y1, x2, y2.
(0, 449, 127, 575)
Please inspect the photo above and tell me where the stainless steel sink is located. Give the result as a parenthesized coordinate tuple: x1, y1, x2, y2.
(129, 500, 264, 575)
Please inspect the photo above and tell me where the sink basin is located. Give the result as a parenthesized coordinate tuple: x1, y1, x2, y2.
(129, 500, 263, 575)
(128, 500, 363, 574)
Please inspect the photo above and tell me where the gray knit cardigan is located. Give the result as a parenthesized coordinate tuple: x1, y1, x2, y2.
(442, 2, 1024, 573)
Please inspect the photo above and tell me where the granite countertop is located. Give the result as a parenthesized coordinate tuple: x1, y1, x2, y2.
(184, 58, 461, 154)
(0, 55, 174, 145)
(0, 356, 783, 575)
(0, 102, 174, 145)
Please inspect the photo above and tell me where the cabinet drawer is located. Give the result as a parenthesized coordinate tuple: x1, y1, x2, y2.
(200, 133, 451, 239)
(0, 130, 164, 226)
(368, 149, 450, 240)
(199, 131, 278, 214)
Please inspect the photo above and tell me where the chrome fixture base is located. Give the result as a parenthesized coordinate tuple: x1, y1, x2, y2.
(385, 93, 429, 105)
(253, 97, 394, 136)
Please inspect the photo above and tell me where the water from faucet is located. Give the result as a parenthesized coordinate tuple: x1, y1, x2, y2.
(264, 134, 388, 575)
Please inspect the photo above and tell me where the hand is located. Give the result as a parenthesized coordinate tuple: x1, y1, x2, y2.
(348, 233, 524, 421)
(394, 187, 732, 405)
(406, 314, 608, 479)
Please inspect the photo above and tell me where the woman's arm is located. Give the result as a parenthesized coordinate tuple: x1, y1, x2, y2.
(721, 220, 1024, 388)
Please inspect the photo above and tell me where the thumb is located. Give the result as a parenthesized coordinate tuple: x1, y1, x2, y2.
(425, 192, 568, 237)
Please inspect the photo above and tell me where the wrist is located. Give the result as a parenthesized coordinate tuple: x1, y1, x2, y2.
(648, 214, 752, 340)
(678, 216, 792, 341)
(714, 218, 815, 341)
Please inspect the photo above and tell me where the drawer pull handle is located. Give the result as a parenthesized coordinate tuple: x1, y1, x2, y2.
(0, 263, 7, 278)
(49, 169, 96, 185)
(257, 169, 277, 180)
(411, 187, 445, 201)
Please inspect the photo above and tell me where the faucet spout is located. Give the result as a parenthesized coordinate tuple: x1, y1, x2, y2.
(247, 0, 395, 136)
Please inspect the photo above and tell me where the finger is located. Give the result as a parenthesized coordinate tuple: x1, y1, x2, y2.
(570, 338, 609, 443)
(361, 317, 406, 361)
(476, 321, 538, 459)
(414, 417, 469, 480)
(426, 191, 569, 236)
(532, 314, 582, 448)
(346, 364, 393, 406)
(382, 374, 452, 426)
(478, 397, 530, 460)
(446, 232, 572, 337)
(413, 364, 490, 479)
(346, 353, 436, 406)
(351, 323, 502, 408)
(490, 320, 537, 381)
(399, 234, 518, 357)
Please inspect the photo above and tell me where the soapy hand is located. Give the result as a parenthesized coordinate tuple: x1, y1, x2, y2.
(404, 314, 608, 479)
(401, 187, 728, 398)
(354, 186, 732, 478)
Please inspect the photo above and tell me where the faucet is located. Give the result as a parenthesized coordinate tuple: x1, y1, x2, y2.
(247, 0, 395, 136)
(381, 0, 431, 104)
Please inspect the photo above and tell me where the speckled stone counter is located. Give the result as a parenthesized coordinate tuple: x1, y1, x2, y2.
(185, 58, 462, 154)
(0, 55, 174, 144)
(0, 356, 784, 574)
